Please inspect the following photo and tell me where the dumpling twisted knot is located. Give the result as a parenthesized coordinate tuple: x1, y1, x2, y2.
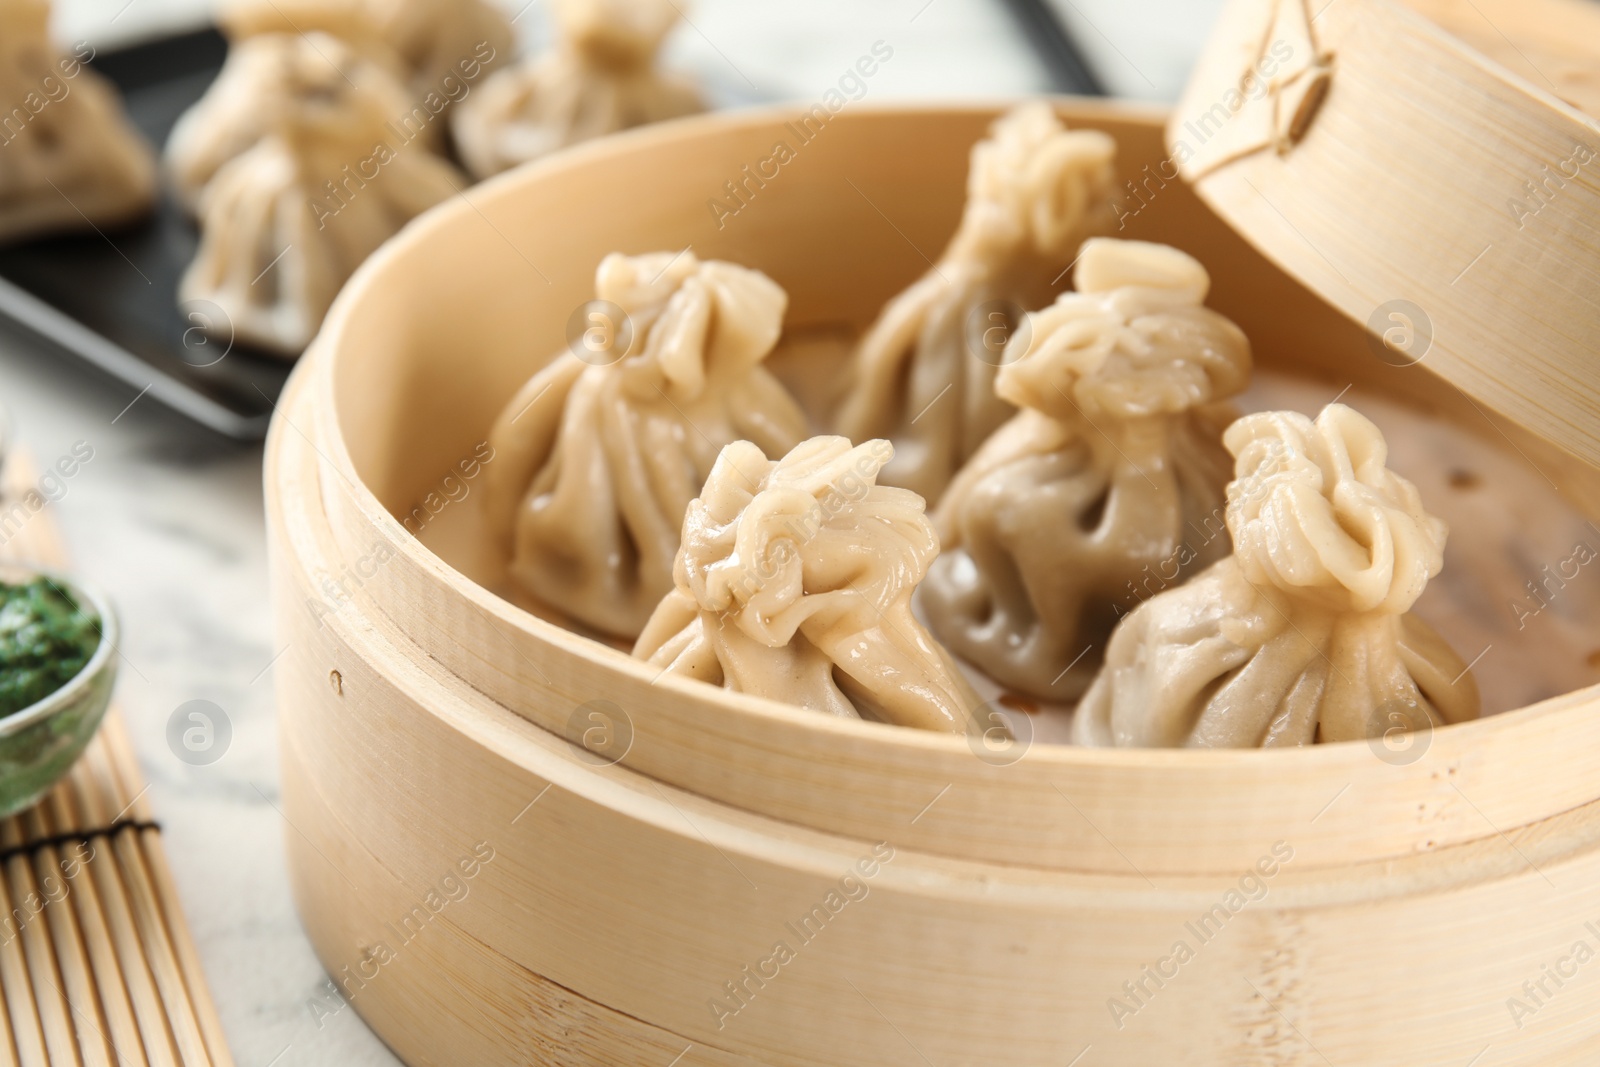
(676, 437, 932, 648)
(554, 0, 680, 69)
(1225, 404, 1448, 615)
(951, 102, 1117, 262)
(996, 238, 1251, 421)
(253, 35, 403, 148)
(164, 28, 419, 212)
(217, 0, 386, 51)
(592, 251, 787, 404)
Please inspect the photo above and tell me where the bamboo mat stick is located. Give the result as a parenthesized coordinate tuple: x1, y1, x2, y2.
(0, 817, 82, 1066)
(0, 843, 49, 1065)
(85, 741, 210, 1067)
(44, 788, 150, 1067)
(20, 802, 112, 1067)
(66, 757, 180, 1067)
(0, 947, 15, 1062)
(102, 721, 233, 1067)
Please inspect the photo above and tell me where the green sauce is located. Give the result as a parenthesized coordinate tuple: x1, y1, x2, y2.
(0, 578, 101, 719)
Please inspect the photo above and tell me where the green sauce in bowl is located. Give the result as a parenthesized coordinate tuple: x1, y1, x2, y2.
(0, 578, 102, 717)
(0, 571, 117, 817)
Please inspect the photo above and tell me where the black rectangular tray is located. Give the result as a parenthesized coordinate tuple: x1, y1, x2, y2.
(0, 28, 289, 440)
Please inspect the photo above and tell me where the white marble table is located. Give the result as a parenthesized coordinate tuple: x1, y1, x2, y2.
(9, 1, 1210, 1062)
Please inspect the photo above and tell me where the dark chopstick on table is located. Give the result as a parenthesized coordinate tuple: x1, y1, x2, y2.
(996, 0, 1107, 96)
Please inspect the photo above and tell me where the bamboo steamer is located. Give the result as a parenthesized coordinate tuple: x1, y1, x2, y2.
(267, 96, 1600, 1067)
(1173, 0, 1600, 468)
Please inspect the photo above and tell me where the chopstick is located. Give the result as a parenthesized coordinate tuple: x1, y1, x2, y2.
(995, 0, 1107, 96)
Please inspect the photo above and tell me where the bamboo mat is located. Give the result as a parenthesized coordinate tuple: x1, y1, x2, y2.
(0, 453, 233, 1067)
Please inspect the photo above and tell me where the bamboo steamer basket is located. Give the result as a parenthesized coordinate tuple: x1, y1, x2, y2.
(1173, 0, 1600, 467)
(267, 60, 1600, 1067)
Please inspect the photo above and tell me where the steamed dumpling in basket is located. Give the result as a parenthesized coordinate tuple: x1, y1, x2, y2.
(0, 0, 155, 243)
(177, 34, 464, 355)
(165, 19, 422, 213)
(483, 251, 808, 640)
(452, 0, 703, 180)
(1073, 403, 1483, 748)
(834, 102, 1117, 504)
(634, 436, 987, 734)
(923, 238, 1251, 701)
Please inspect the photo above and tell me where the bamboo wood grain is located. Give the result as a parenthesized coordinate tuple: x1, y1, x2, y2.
(0, 819, 81, 1067)
(20, 803, 112, 1067)
(44, 790, 150, 1067)
(85, 741, 210, 1067)
(0, 982, 15, 1067)
(0, 837, 51, 1065)
(65, 756, 180, 1067)
(1406, 0, 1600, 118)
(279, 737, 766, 1067)
(1173, 0, 1600, 470)
(101, 722, 233, 1067)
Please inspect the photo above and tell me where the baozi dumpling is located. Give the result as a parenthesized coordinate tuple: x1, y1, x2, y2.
(177, 35, 464, 355)
(834, 102, 1117, 504)
(483, 251, 808, 640)
(452, 0, 703, 180)
(165, 30, 420, 213)
(0, 0, 155, 243)
(1073, 403, 1482, 748)
(923, 238, 1251, 701)
(634, 436, 987, 734)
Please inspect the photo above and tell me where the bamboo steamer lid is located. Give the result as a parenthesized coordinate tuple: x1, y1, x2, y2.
(1171, 0, 1600, 467)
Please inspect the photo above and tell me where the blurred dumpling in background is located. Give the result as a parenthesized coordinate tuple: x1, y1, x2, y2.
(452, 0, 703, 180)
(834, 102, 1117, 504)
(177, 36, 463, 355)
(214, 0, 382, 40)
(366, 0, 514, 101)
(483, 251, 807, 640)
(923, 238, 1251, 701)
(1073, 403, 1482, 749)
(0, 0, 155, 243)
(165, 28, 420, 214)
(634, 436, 988, 735)
(168, 0, 512, 214)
